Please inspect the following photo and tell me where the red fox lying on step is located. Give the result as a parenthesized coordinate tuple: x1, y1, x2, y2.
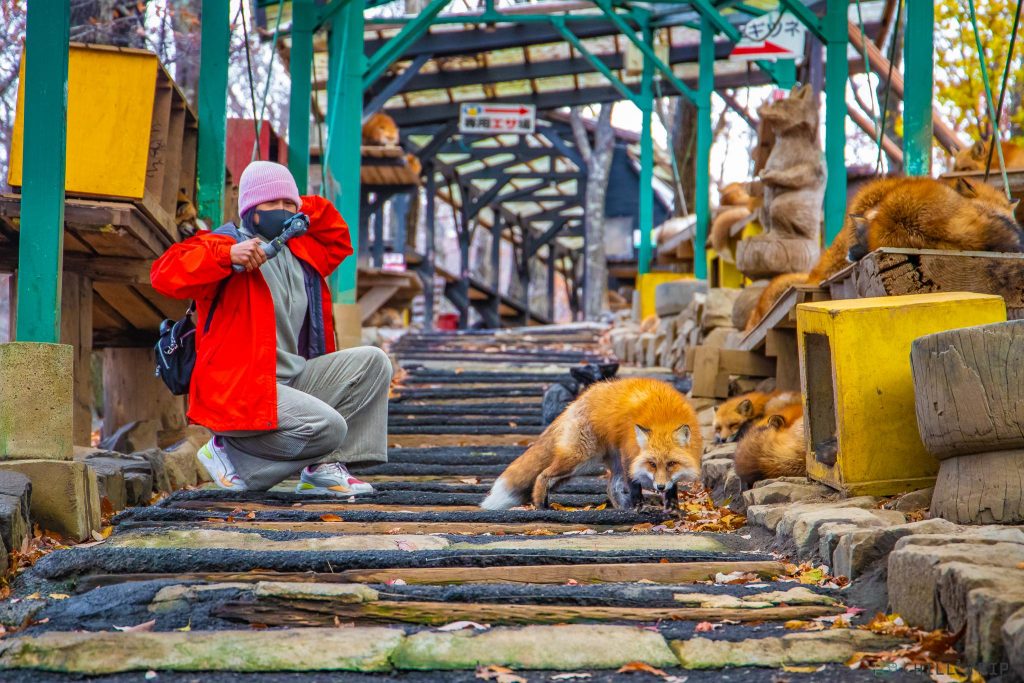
(734, 403, 806, 487)
(712, 390, 801, 443)
(480, 378, 702, 511)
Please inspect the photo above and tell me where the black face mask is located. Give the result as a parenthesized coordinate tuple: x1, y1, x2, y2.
(249, 209, 294, 241)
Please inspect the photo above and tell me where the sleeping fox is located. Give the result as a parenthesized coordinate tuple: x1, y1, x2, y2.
(480, 378, 702, 511)
(362, 112, 400, 147)
(734, 403, 806, 488)
(954, 139, 1024, 171)
(712, 390, 801, 443)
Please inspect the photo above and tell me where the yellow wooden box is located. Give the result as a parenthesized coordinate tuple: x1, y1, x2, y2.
(796, 292, 1006, 496)
(8, 44, 158, 200)
(637, 271, 693, 319)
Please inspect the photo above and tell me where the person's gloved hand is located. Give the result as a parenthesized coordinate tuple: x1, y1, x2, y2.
(230, 238, 268, 272)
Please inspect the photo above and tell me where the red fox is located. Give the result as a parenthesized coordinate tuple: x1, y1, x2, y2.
(712, 390, 801, 443)
(734, 403, 806, 487)
(480, 378, 702, 511)
(954, 139, 1024, 171)
(710, 206, 753, 262)
(720, 182, 752, 207)
(743, 273, 809, 332)
(362, 113, 400, 146)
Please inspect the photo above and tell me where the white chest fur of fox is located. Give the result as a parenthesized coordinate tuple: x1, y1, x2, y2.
(480, 378, 702, 511)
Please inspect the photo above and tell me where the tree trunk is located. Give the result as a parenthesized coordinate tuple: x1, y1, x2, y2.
(672, 98, 698, 216)
(572, 105, 615, 320)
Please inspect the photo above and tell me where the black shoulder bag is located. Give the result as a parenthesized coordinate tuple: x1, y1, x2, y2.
(154, 280, 227, 395)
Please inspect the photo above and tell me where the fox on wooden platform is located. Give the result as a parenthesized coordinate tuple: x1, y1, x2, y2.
(481, 378, 702, 512)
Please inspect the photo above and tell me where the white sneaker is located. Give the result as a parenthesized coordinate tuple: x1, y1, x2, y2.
(197, 438, 247, 491)
(295, 462, 374, 496)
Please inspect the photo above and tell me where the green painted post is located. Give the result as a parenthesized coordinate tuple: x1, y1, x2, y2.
(325, 0, 364, 305)
(774, 59, 797, 89)
(288, 0, 316, 193)
(637, 26, 655, 275)
(15, 0, 70, 343)
(823, 0, 848, 245)
(196, 0, 230, 226)
(903, 0, 933, 175)
(693, 18, 714, 281)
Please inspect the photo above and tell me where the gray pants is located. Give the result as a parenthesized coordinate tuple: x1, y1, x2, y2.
(218, 346, 392, 490)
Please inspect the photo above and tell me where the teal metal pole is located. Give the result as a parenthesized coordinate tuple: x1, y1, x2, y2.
(774, 59, 797, 89)
(823, 0, 848, 245)
(196, 0, 230, 225)
(288, 0, 316, 193)
(903, 0, 933, 175)
(326, 0, 364, 304)
(694, 17, 713, 281)
(637, 25, 655, 276)
(15, 0, 70, 343)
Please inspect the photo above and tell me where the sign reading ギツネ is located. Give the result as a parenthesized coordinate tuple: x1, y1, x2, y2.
(459, 103, 536, 135)
(729, 11, 807, 61)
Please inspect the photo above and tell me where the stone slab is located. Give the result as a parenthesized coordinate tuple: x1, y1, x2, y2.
(746, 496, 879, 533)
(253, 582, 379, 603)
(655, 279, 708, 318)
(109, 529, 453, 552)
(449, 535, 727, 553)
(393, 625, 677, 670)
(832, 518, 960, 580)
(0, 470, 30, 554)
(671, 631, 899, 669)
(1002, 607, 1024, 680)
(935, 562, 1024, 663)
(0, 460, 100, 541)
(73, 448, 153, 507)
(0, 628, 404, 674)
(673, 587, 836, 609)
(741, 479, 836, 509)
(0, 342, 73, 460)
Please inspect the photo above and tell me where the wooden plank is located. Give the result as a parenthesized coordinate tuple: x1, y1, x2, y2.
(737, 287, 799, 352)
(691, 346, 729, 399)
(144, 81, 172, 216)
(102, 347, 186, 447)
(768, 329, 800, 392)
(215, 598, 844, 627)
(358, 284, 401, 322)
(197, 521, 634, 534)
(161, 99, 186, 217)
(60, 272, 94, 446)
(93, 282, 164, 330)
(133, 284, 187, 320)
(717, 349, 776, 377)
(388, 433, 536, 448)
(74, 561, 789, 592)
(173, 500, 483, 513)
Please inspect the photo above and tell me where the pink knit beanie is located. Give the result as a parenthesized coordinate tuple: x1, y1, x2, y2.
(237, 161, 302, 217)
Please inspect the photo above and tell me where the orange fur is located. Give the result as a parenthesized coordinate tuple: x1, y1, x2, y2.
(639, 314, 660, 334)
(720, 182, 752, 207)
(954, 139, 1024, 171)
(807, 176, 1022, 284)
(734, 404, 806, 487)
(405, 153, 422, 177)
(362, 113, 400, 146)
(481, 378, 702, 511)
(710, 206, 753, 262)
(712, 390, 801, 443)
(743, 273, 809, 332)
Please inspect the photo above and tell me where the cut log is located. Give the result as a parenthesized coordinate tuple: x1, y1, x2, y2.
(214, 598, 843, 628)
(735, 237, 820, 280)
(930, 448, 1024, 524)
(910, 320, 1024, 459)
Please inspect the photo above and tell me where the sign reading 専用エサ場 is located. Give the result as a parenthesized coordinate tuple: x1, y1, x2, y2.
(729, 11, 806, 61)
(459, 103, 536, 135)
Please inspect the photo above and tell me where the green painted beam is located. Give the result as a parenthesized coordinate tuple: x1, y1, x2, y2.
(690, 0, 741, 40)
(777, 0, 826, 41)
(15, 0, 70, 343)
(196, 0, 230, 226)
(364, 0, 451, 88)
(326, 0, 364, 305)
(288, 0, 316, 193)
(823, 0, 848, 244)
(694, 17, 713, 281)
(593, 0, 698, 103)
(903, 0, 933, 175)
(552, 19, 639, 106)
(637, 24, 655, 276)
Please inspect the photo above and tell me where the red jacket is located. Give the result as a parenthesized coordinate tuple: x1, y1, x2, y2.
(151, 195, 353, 432)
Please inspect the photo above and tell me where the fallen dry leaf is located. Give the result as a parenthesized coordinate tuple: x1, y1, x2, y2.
(47, 593, 69, 600)
(783, 665, 825, 673)
(475, 664, 527, 683)
(436, 621, 490, 632)
(693, 621, 721, 633)
(550, 674, 592, 681)
(617, 661, 669, 676)
(113, 619, 156, 632)
(396, 540, 416, 551)
(246, 511, 256, 520)
(319, 514, 343, 522)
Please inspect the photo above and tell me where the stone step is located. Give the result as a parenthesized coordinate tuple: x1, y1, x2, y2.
(388, 415, 543, 426)
(387, 434, 536, 448)
(163, 490, 606, 510)
(387, 425, 543, 435)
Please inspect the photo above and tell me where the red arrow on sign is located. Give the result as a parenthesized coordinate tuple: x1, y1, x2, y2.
(731, 41, 794, 56)
(481, 106, 531, 116)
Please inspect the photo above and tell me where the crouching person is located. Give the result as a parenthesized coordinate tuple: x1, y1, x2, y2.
(151, 161, 391, 495)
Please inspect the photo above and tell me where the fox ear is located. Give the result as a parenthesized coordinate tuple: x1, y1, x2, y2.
(767, 415, 786, 430)
(1010, 198, 1020, 211)
(675, 424, 691, 447)
(956, 177, 978, 198)
(634, 425, 650, 448)
(972, 140, 987, 158)
(737, 399, 753, 417)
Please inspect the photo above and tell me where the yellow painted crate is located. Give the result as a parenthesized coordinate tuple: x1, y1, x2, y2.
(8, 43, 196, 235)
(797, 292, 1007, 497)
(637, 271, 694, 319)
